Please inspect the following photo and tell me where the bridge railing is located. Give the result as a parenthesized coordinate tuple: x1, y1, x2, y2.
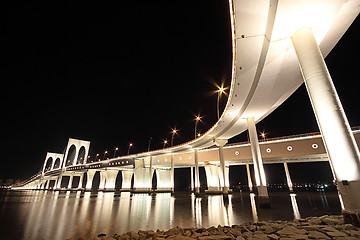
(224, 126, 360, 148)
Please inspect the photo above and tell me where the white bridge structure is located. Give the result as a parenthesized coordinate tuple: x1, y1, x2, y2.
(14, 0, 360, 224)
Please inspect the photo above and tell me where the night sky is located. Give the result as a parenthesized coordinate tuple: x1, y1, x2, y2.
(1, 1, 359, 181)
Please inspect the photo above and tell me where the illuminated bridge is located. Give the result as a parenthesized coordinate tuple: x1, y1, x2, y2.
(14, 128, 360, 193)
(13, 0, 360, 223)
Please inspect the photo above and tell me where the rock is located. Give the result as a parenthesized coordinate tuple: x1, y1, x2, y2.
(235, 236, 245, 240)
(267, 234, 279, 240)
(202, 231, 210, 236)
(321, 217, 344, 225)
(276, 226, 307, 236)
(293, 235, 308, 240)
(255, 222, 267, 226)
(251, 231, 268, 240)
(196, 228, 206, 233)
(155, 234, 168, 238)
(248, 225, 257, 232)
(191, 233, 202, 238)
(307, 230, 331, 239)
(228, 228, 242, 237)
(259, 225, 276, 234)
(345, 229, 360, 238)
(241, 232, 252, 239)
(325, 230, 347, 237)
(335, 224, 351, 231)
(119, 233, 130, 240)
(127, 231, 139, 239)
(319, 226, 338, 232)
(174, 235, 194, 240)
(87, 215, 360, 240)
(300, 225, 324, 232)
(184, 230, 192, 237)
(145, 230, 156, 236)
(198, 234, 234, 240)
(307, 217, 322, 225)
(166, 227, 183, 236)
(167, 234, 193, 240)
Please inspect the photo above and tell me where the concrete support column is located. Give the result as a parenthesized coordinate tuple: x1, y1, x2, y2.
(85, 170, 97, 191)
(76, 174, 84, 189)
(292, 27, 360, 223)
(155, 168, 172, 192)
(54, 177, 59, 190)
(56, 171, 64, 189)
(247, 117, 270, 208)
(171, 154, 174, 193)
(246, 163, 253, 192)
(190, 167, 194, 192)
(194, 149, 200, 195)
(45, 179, 50, 190)
(104, 169, 119, 191)
(67, 174, 74, 189)
(283, 162, 294, 192)
(99, 171, 106, 190)
(149, 156, 153, 190)
(204, 163, 221, 193)
(133, 159, 152, 192)
(121, 170, 134, 191)
(214, 139, 229, 194)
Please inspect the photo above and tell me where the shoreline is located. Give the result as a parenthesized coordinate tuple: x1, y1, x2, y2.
(66, 215, 360, 240)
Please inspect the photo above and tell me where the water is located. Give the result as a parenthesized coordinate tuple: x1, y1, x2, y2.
(0, 190, 341, 240)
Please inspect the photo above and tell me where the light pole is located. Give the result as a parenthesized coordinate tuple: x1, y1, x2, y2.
(171, 128, 177, 147)
(147, 137, 152, 152)
(163, 140, 168, 149)
(127, 143, 133, 155)
(113, 147, 118, 158)
(217, 87, 225, 120)
(96, 153, 99, 161)
(194, 115, 202, 139)
(170, 128, 177, 194)
(260, 131, 267, 141)
(103, 151, 108, 160)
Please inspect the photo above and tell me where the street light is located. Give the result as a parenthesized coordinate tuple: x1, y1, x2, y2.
(113, 147, 119, 158)
(96, 153, 99, 161)
(163, 139, 168, 149)
(260, 131, 267, 140)
(127, 143, 133, 155)
(147, 137, 152, 152)
(217, 86, 226, 120)
(103, 151, 108, 160)
(171, 128, 178, 147)
(194, 114, 202, 139)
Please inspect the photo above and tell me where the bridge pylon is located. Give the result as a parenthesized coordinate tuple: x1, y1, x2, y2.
(292, 27, 360, 225)
(247, 117, 270, 208)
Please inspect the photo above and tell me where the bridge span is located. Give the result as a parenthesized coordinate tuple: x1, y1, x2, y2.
(14, 128, 360, 194)
(13, 0, 360, 224)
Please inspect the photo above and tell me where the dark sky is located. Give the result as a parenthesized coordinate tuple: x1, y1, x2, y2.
(1, 1, 359, 180)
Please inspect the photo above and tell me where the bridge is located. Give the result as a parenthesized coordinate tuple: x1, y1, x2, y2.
(14, 128, 360, 192)
(13, 0, 360, 224)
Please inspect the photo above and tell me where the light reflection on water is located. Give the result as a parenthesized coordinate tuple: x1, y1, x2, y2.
(0, 190, 341, 240)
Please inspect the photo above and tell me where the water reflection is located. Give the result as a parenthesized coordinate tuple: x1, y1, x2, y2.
(290, 193, 301, 220)
(154, 193, 174, 229)
(207, 195, 234, 226)
(0, 190, 342, 240)
(191, 193, 202, 227)
(250, 193, 258, 222)
(319, 191, 329, 209)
